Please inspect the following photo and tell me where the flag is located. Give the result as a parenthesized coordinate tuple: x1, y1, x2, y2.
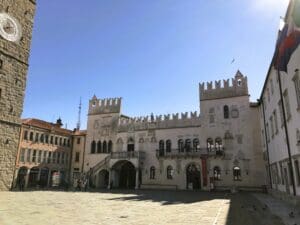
(274, 0, 300, 72)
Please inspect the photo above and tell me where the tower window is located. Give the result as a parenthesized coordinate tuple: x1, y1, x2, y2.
(223, 105, 229, 119)
(75, 152, 80, 162)
(91, 141, 96, 154)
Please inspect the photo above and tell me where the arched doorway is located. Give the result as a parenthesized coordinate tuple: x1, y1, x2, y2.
(113, 161, 136, 189)
(39, 168, 49, 187)
(98, 169, 109, 188)
(17, 167, 28, 188)
(28, 167, 39, 187)
(186, 164, 201, 190)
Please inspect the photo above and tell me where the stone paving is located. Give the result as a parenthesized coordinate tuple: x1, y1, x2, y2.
(0, 190, 284, 225)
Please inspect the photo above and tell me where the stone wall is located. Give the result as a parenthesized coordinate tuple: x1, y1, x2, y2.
(0, 0, 36, 191)
(0, 122, 21, 190)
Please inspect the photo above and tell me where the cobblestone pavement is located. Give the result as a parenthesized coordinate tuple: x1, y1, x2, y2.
(0, 190, 284, 225)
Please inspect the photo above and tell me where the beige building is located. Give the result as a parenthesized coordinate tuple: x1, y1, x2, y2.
(259, 1, 300, 199)
(83, 72, 266, 191)
(70, 129, 86, 186)
(13, 118, 73, 189)
(0, 0, 36, 191)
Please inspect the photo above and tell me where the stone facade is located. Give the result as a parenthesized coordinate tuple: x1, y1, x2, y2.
(83, 71, 266, 191)
(259, 1, 300, 198)
(0, 0, 36, 191)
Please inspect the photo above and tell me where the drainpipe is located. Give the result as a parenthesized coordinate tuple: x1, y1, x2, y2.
(277, 69, 296, 196)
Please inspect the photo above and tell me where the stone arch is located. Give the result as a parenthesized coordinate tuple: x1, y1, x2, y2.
(185, 163, 201, 190)
(112, 160, 136, 189)
(97, 169, 109, 188)
(28, 167, 39, 187)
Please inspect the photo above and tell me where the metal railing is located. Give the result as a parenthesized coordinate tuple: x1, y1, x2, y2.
(91, 155, 110, 174)
(156, 148, 224, 158)
(110, 151, 145, 160)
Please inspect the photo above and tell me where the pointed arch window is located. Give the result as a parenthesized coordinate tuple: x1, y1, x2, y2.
(103, 141, 107, 153)
(207, 138, 213, 151)
(97, 141, 102, 153)
(215, 138, 222, 150)
(224, 105, 229, 119)
(185, 139, 191, 152)
(166, 140, 172, 153)
(178, 139, 184, 152)
(108, 140, 113, 153)
(193, 138, 199, 151)
(159, 140, 165, 156)
(91, 141, 96, 154)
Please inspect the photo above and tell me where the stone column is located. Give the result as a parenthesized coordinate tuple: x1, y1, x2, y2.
(107, 169, 112, 190)
(135, 168, 139, 189)
(25, 169, 30, 188)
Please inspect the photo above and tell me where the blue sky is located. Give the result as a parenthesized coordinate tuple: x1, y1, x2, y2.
(24, 0, 289, 129)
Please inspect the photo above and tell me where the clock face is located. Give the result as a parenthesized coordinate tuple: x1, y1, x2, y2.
(0, 13, 22, 42)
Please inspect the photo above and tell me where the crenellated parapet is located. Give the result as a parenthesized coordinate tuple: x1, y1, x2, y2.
(118, 111, 201, 132)
(89, 96, 122, 115)
(199, 70, 248, 101)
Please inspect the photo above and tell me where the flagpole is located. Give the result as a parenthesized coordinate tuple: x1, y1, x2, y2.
(277, 69, 296, 196)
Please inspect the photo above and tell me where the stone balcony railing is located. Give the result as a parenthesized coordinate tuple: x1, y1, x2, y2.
(110, 151, 146, 160)
(156, 148, 225, 158)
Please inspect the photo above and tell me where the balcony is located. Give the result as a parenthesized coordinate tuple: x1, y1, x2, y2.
(156, 148, 224, 158)
(110, 151, 146, 160)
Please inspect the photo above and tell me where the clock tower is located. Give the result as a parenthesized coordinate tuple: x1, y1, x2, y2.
(0, 0, 36, 190)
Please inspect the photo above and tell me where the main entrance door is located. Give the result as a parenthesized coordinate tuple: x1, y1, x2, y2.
(186, 164, 201, 190)
(119, 161, 136, 188)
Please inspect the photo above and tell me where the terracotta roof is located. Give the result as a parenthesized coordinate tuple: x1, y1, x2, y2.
(22, 118, 72, 135)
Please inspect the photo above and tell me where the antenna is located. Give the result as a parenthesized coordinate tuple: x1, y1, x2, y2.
(76, 97, 82, 130)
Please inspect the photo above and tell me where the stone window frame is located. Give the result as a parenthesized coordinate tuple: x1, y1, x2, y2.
(223, 105, 229, 119)
(273, 109, 279, 134)
(269, 115, 274, 138)
(150, 166, 155, 180)
(75, 152, 80, 162)
(166, 166, 174, 180)
(213, 166, 221, 180)
(20, 148, 25, 162)
(294, 159, 300, 186)
(283, 89, 292, 121)
(278, 100, 284, 128)
(233, 166, 242, 181)
(292, 69, 300, 110)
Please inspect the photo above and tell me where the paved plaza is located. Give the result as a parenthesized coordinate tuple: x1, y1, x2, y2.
(0, 190, 285, 225)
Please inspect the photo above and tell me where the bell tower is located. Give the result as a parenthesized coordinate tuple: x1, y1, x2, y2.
(0, 0, 36, 190)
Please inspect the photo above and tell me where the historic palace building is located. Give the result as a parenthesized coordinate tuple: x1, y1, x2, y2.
(83, 71, 266, 191)
(0, 0, 36, 191)
(13, 119, 73, 188)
